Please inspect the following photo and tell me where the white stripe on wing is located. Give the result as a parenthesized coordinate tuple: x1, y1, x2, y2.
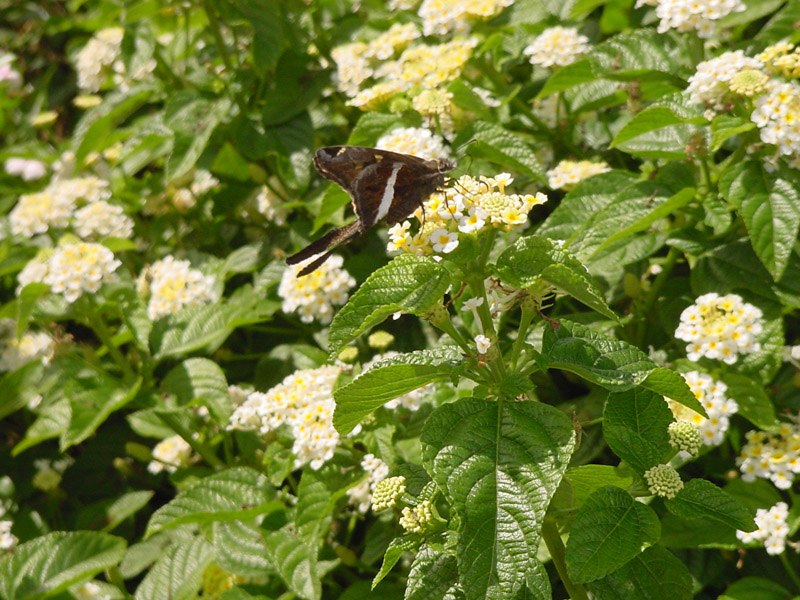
(375, 163, 403, 222)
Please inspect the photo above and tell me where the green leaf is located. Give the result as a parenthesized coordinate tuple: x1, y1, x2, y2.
(212, 520, 271, 578)
(721, 577, 792, 600)
(603, 388, 674, 473)
(333, 347, 462, 434)
(152, 291, 261, 359)
(220, 244, 262, 279)
(134, 535, 213, 600)
(587, 545, 692, 600)
(537, 170, 637, 243)
(146, 467, 279, 537)
(62, 377, 142, 450)
(162, 358, 230, 423)
(14, 282, 50, 335)
(295, 469, 334, 542)
(404, 547, 459, 600)
(612, 104, 706, 148)
(542, 321, 702, 414)
(495, 236, 617, 320)
(348, 112, 409, 147)
(373, 535, 423, 589)
(710, 115, 756, 152)
(447, 79, 493, 121)
(721, 373, 779, 430)
(99, 491, 155, 533)
(0, 360, 43, 419)
(640, 368, 705, 415)
(665, 479, 756, 532)
(755, 0, 800, 41)
(566, 486, 660, 583)
(73, 85, 154, 162)
(539, 31, 682, 98)
(718, 0, 787, 27)
(0, 531, 126, 600)
(592, 187, 696, 255)
(462, 121, 545, 181)
(14, 398, 70, 454)
(719, 160, 800, 280)
(564, 465, 635, 508)
(235, 0, 287, 76)
(421, 398, 575, 600)
(264, 526, 320, 600)
(164, 94, 232, 182)
(328, 255, 451, 356)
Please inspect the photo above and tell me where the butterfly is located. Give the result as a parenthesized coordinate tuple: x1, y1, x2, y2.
(286, 146, 455, 276)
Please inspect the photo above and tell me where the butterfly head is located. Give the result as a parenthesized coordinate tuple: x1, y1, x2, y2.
(436, 157, 456, 174)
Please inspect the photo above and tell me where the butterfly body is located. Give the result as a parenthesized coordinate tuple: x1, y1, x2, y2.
(286, 146, 455, 276)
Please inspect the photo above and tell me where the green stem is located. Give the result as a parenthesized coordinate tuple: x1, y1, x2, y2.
(510, 305, 535, 371)
(202, 0, 249, 117)
(432, 311, 473, 354)
(697, 156, 713, 197)
(686, 35, 706, 68)
(83, 298, 135, 381)
(780, 552, 800, 591)
(158, 411, 223, 469)
(542, 519, 589, 600)
(635, 247, 680, 347)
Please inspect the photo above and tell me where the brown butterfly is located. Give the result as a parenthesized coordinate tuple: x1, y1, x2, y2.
(286, 146, 455, 276)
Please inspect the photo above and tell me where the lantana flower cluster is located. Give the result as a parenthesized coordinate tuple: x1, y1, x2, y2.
(147, 435, 193, 474)
(684, 41, 800, 166)
(759, 42, 800, 79)
(76, 27, 124, 92)
(635, 0, 745, 38)
(523, 27, 590, 68)
(737, 420, 800, 490)
(376, 126, 450, 160)
(736, 502, 791, 555)
(228, 366, 343, 470)
(546, 159, 611, 191)
(686, 51, 765, 110)
(418, 0, 514, 36)
(333, 31, 476, 110)
(674, 293, 763, 364)
(667, 371, 738, 447)
(751, 80, 800, 158)
(9, 175, 133, 240)
(278, 255, 355, 324)
(137, 256, 218, 320)
(388, 173, 547, 257)
(40, 242, 121, 303)
(0, 320, 55, 373)
(346, 453, 390, 513)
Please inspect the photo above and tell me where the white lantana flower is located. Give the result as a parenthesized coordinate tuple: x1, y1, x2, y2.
(228, 366, 342, 470)
(43, 242, 121, 303)
(5, 158, 47, 181)
(376, 126, 450, 159)
(76, 27, 124, 92)
(523, 26, 590, 68)
(279, 254, 355, 324)
(73, 201, 134, 239)
(674, 293, 763, 364)
(148, 435, 193, 474)
(138, 256, 218, 320)
(736, 502, 790, 555)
